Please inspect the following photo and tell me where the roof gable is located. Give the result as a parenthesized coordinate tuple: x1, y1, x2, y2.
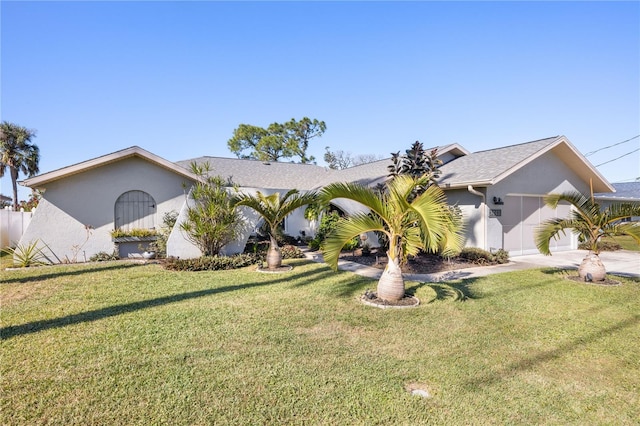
(438, 136, 614, 193)
(21, 146, 200, 188)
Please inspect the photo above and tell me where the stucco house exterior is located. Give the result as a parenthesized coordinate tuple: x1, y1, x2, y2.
(18, 135, 614, 262)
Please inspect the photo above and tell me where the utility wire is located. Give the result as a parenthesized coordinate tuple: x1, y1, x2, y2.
(585, 134, 639, 157)
(594, 148, 640, 167)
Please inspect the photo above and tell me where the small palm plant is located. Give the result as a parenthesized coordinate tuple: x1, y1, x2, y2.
(321, 175, 464, 302)
(233, 189, 318, 269)
(535, 191, 640, 281)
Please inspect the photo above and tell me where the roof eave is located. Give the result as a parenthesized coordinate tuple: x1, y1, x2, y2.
(20, 146, 201, 188)
(490, 136, 614, 193)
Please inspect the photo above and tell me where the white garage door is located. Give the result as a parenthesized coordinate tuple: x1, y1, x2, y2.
(502, 196, 572, 256)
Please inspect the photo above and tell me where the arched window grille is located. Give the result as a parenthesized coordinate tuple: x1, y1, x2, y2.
(114, 190, 157, 230)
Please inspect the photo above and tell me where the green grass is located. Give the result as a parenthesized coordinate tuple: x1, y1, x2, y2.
(603, 234, 640, 252)
(2, 259, 639, 425)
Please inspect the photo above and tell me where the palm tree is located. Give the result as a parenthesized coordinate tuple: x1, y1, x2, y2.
(0, 122, 39, 209)
(535, 191, 640, 281)
(321, 175, 464, 302)
(234, 189, 318, 269)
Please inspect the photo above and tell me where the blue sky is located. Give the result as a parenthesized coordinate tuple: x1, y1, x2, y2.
(2, 1, 639, 201)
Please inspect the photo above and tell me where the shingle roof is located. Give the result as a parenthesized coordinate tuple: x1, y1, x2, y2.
(595, 182, 640, 201)
(175, 156, 333, 190)
(176, 136, 612, 193)
(438, 136, 560, 186)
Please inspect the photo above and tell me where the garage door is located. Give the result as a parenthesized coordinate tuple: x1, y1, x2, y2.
(502, 196, 572, 256)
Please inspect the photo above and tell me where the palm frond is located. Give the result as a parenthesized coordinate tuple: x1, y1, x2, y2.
(535, 217, 579, 255)
(321, 182, 386, 218)
(322, 213, 386, 271)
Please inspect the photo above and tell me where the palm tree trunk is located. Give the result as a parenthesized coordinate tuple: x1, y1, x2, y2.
(265, 234, 282, 269)
(11, 167, 19, 209)
(377, 253, 405, 301)
(578, 252, 606, 281)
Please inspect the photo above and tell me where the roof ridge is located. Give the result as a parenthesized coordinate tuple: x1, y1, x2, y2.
(177, 155, 325, 165)
(471, 136, 560, 154)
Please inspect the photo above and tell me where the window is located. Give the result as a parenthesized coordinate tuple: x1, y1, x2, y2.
(114, 190, 157, 230)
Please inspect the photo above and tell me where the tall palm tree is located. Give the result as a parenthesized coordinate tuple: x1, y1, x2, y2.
(234, 189, 318, 269)
(321, 175, 464, 302)
(535, 191, 640, 281)
(0, 122, 39, 209)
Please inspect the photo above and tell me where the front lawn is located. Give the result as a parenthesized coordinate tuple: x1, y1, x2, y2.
(1, 259, 639, 424)
(602, 234, 640, 252)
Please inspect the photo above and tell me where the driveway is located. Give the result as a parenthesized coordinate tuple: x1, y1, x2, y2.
(304, 249, 639, 282)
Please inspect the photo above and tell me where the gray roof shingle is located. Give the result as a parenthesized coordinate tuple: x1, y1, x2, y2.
(176, 156, 333, 190)
(177, 136, 599, 191)
(595, 182, 640, 201)
(438, 136, 560, 186)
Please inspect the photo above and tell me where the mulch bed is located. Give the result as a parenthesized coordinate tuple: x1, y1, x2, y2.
(339, 248, 477, 274)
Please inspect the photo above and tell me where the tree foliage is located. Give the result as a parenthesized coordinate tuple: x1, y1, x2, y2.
(388, 141, 442, 186)
(180, 162, 244, 256)
(233, 189, 317, 268)
(323, 147, 383, 170)
(227, 117, 326, 163)
(0, 121, 39, 209)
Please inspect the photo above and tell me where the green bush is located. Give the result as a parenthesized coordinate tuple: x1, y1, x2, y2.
(458, 247, 509, 265)
(90, 251, 120, 262)
(110, 228, 158, 239)
(280, 245, 305, 259)
(163, 253, 261, 271)
(243, 241, 304, 260)
(492, 249, 510, 264)
(308, 238, 321, 251)
(308, 211, 358, 251)
(1, 240, 51, 267)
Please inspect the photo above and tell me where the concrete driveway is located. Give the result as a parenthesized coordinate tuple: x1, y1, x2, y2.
(304, 249, 639, 282)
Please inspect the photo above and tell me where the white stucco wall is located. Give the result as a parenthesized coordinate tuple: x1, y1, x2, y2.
(19, 157, 193, 262)
(443, 188, 486, 249)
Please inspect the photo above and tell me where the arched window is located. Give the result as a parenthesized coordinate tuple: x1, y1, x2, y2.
(114, 190, 157, 230)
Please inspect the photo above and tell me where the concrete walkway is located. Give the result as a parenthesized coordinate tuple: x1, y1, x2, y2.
(303, 249, 639, 282)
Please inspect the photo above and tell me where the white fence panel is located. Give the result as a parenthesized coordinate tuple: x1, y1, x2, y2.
(1, 207, 33, 249)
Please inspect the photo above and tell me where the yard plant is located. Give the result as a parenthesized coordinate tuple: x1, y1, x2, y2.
(233, 189, 317, 269)
(180, 162, 244, 256)
(1, 260, 638, 424)
(536, 191, 640, 281)
(321, 174, 463, 301)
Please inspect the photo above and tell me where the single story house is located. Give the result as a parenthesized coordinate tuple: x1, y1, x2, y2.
(18, 135, 614, 261)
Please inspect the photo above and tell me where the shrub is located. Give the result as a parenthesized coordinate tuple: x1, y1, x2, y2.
(180, 163, 244, 256)
(154, 210, 179, 257)
(458, 247, 509, 265)
(90, 251, 120, 262)
(163, 253, 261, 271)
(111, 228, 158, 239)
(2, 240, 52, 267)
(280, 245, 305, 259)
(492, 249, 510, 264)
(309, 210, 358, 251)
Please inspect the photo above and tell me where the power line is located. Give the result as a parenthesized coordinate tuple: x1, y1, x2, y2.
(594, 147, 640, 167)
(585, 134, 639, 157)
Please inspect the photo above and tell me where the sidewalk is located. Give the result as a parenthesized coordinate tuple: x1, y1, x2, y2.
(302, 249, 639, 282)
